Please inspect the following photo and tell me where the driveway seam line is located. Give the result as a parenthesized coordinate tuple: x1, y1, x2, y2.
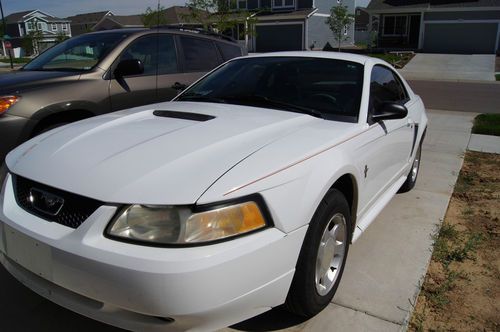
(331, 302, 403, 326)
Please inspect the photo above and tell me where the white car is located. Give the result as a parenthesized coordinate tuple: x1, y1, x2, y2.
(0, 52, 427, 331)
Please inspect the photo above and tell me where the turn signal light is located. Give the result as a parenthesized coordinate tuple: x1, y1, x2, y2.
(0, 96, 20, 115)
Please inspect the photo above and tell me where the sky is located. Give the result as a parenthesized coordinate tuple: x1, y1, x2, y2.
(2, 0, 372, 18)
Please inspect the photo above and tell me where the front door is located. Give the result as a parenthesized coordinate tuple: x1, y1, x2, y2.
(109, 34, 159, 111)
(409, 15, 421, 48)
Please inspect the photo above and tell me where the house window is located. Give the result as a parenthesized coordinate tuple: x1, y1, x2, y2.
(27, 22, 34, 30)
(238, 0, 247, 9)
(273, 0, 295, 8)
(62, 23, 67, 31)
(228, 0, 247, 9)
(51, 23, 57, 31)
(383, 15, 407, 36)
(37, 22, 43, 30)
(337, 0, 342, 3)
(344, 25, 348, 35)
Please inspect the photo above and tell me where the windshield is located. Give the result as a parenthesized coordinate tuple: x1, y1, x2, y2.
(176, 56, 364, 122)
(23, 32, 133, 72)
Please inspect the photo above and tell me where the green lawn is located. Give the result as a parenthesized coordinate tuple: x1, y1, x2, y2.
(0, 57, 30, 64)
(472, 114, 500, 136)
(367, 53, 414, 69)
(495, 74, 500, 81)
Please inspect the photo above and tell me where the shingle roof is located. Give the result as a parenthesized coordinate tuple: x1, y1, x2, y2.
(66, 11, 112, 24)
(4, 10, 35, 24)
(367, 0, 500, 10)
(109, 15, 143, 26)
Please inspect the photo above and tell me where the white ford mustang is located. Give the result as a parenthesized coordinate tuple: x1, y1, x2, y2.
(0, 52, 427, 331)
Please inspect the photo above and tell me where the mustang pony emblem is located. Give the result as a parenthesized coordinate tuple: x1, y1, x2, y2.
(29, 188, 64, 216)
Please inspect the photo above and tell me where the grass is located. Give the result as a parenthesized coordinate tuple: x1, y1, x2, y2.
(0, 57, 30, 64)
(472, 114, 500, 136)
(496, 74, 500, 81)
(367, 53, 414, 69)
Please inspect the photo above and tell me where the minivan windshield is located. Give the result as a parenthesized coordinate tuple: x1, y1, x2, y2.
(23, 32, 133, 72)
(176, 57, 364, 122)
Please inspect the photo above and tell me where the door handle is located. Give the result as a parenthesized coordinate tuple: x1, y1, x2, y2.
(171, 82, 187, 91)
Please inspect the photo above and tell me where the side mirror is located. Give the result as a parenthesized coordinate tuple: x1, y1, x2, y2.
(114, 59, 144, 78)
(372, 102, 408, 121)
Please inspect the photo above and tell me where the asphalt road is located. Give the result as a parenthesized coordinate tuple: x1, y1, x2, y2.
(408, 80, 500, 114)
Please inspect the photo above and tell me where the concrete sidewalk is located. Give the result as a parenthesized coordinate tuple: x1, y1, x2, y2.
(468, 134, 500, 154)
(227, 109, 475, 332)
(399, 54, 496, 82)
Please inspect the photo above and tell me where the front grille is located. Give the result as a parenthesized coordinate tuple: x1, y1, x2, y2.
(13, 175, 103, 229)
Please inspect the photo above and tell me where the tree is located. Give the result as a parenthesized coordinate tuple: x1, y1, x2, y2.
(141, 6, 169, 28)
(326, 5, 354, 52)
(56, 32, 69, 43)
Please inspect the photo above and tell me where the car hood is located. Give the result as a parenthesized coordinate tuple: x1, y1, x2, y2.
(6, 102, 317, 205)
(0, 70, 79, 94)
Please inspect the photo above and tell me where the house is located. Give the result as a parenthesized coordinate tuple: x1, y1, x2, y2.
(367, 0, 500, 54)
(66, 11, 113, 36)
(216, 0, 356, 52)
(354, 7, 370, 44)
(93, 15, 143, 31)
(4, 10, 71, 53)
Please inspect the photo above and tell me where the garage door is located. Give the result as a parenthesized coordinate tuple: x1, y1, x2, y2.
(255, 24, 303, 52)
(423, 23, 498, 54)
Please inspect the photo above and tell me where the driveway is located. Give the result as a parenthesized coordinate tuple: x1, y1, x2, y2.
(399, 54, 496, 81)
(0, 110, 476, 332)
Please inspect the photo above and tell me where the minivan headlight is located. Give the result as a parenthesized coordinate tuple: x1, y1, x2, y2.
(107, 200, 268, 245)
(0, 96, 20, 115)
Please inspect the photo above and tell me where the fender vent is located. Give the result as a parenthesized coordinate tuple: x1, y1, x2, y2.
(153, 110, 215, 122)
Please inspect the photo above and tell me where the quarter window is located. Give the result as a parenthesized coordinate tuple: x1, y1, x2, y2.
(180, 36, 220, 72)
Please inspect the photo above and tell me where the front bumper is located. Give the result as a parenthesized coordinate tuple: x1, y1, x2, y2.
(0, 174, 307, 331)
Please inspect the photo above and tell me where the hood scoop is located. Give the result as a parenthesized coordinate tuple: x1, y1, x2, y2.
(153, 110, 215, 122)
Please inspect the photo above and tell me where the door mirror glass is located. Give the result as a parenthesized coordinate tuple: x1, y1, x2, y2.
(114, 59, 144, 78)
(372, 102, 408, 121)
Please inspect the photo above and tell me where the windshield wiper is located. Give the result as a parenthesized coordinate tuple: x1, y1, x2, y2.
(223, 95, 325, 119)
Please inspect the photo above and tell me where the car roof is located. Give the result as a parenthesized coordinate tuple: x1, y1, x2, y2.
(244, 51, 388, 66)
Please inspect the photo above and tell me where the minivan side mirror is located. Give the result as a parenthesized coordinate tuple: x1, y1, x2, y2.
(372, 102, 408, 122)
(114, 59, 144, 78)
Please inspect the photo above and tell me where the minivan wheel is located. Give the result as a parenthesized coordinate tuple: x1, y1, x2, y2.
(286, 188, 351, 317)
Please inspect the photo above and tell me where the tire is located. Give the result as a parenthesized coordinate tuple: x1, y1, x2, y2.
(399, 143, 422, 193)
(285, 188, 351, 317)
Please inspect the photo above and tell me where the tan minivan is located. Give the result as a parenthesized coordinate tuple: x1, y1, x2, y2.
(0, 28, 246, 162)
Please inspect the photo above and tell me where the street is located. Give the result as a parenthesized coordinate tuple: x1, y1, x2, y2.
(408, 80, 500, 114)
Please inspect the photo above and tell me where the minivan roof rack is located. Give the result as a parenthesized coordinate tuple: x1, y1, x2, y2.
(152, 25, 236, 43)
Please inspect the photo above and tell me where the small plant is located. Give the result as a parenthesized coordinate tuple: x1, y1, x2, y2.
(326, 5, 354, 51)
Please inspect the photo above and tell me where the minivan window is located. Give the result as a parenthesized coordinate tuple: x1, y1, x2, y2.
(119, 35, 159, 76)
(23, 32, 132, 71)
(158, 34, 178, 75)
(180, 36, 220, 72)
(217, 42, 242, 61)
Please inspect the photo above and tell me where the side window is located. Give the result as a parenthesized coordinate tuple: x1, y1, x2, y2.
(180, 36, 220, 72)
(217, 42, 242, 61)
(369, 65, 408, 119)
(158, 34, 178, 75)
(119, 35, 158, 76)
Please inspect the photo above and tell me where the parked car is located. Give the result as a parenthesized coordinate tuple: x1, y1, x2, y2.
(0, 27, 245, 164)
(0, 52, 427, 331)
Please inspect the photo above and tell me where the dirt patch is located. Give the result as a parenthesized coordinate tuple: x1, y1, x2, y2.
(409, 151, 500, 331)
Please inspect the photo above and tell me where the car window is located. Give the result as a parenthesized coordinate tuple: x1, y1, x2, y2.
(23, 32, 132, 71)
(368, 65, 408, 121)
(158, 34, 178, 75)
(119, 35, 158, 76)
(180, 36, 220, 72)
(177, 57, 364, 123)
(216, 42, 242, 61)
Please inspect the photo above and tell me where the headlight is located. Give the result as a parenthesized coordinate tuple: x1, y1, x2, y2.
(0, 96, 20, 115)
(107, 199, 268, 245)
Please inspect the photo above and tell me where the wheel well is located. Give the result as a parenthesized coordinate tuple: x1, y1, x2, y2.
(32, 110, 94, 137)
(331, 174, 358, 235)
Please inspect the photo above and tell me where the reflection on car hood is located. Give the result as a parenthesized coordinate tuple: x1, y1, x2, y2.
(0, 70, 80, 94)
(6, 101, 317, 204)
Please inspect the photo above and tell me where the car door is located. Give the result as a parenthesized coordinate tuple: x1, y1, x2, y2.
(109, 34, 159, 111)
(157, 35, 224, 101)
(357, 65, 414, 212)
